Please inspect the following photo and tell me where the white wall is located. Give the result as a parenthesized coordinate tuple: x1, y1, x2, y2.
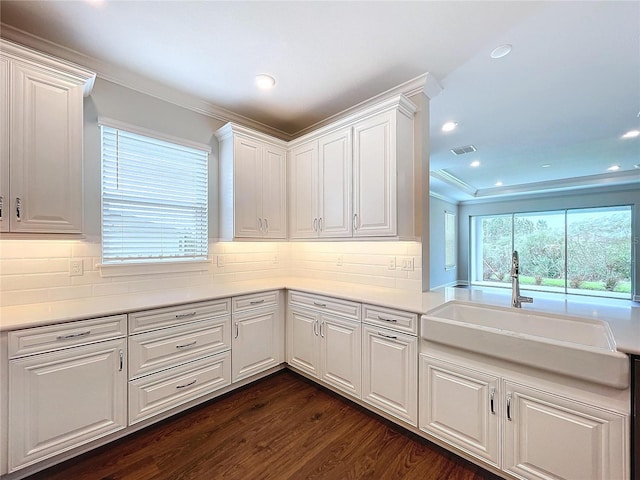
(429, 195, 458, 289)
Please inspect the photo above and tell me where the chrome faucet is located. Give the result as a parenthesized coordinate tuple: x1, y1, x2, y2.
(511, 250, 533, 308)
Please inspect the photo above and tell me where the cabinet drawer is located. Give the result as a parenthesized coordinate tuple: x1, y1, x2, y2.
(363, 304, 418, 335)
(8, 315, 127, 358)
(129, 351, 231, 425)
(129, 316, 231, 379)
(233, 290, 280, 313)
(129, 299, 231, 334)
(288, 291, 360, 321)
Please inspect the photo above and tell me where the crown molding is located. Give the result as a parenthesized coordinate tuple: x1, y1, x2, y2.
(434, 166, 640, 203)
(214, 122, 289, 147)
(429, 190, 459, 204)
(0, 23, 295, 141)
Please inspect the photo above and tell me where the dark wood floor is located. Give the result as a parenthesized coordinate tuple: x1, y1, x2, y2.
(27, 370, 502, 480)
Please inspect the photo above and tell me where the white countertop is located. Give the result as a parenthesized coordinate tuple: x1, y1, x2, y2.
(1, 277, 639, 354)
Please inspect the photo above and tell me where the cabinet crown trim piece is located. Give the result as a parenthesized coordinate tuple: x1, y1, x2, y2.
(1, 39, 96, 96)
(214, 122, 288, 148)
(288, 94, 416, 148)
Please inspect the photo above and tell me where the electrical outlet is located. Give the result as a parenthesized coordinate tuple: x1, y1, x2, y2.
(337, 255, 343, 266)
(69, 259, 83, 276)
(388, 257, 396, 270)
(217, 256, 225, 268)
(401, 257, 414, 271)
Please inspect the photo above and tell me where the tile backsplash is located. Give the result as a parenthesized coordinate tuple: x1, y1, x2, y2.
(0, 238, 421, 307)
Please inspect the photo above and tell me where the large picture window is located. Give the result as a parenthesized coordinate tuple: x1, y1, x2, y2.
(101, 122, 209, 264)
(471, 206, 633, 299)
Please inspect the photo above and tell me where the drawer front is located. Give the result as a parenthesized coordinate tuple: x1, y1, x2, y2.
(288, 291, 360, 321)
(129, 298, 231, 334)
(363, 304, 418, 335)
(8, 315, 127, 358)
(129, 316, 231, 379)
(233, 290, 280, 313)
(129, 351, 231, 425)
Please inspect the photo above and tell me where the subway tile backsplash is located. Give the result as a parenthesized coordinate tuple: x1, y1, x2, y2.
(0, 238, 421, 307)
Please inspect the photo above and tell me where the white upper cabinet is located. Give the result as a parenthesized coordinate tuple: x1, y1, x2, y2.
(288, 95, 416, 240)
(216, 123, 287, 239)
(0, 39, 95, 234)
(289, 127, 352, 238)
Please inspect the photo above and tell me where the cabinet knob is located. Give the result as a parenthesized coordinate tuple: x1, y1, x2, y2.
(0, 195, 3, 221)
(15, 197, 21, 222)
(313, 218, 318, 232)
(506, 392, 512, 421)
(489, 387, 495, 415)
(264, 218, 269, 233)
(353, 213, 359, 231)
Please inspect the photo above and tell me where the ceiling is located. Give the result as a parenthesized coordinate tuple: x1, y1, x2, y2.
(1, 1, 638, 202)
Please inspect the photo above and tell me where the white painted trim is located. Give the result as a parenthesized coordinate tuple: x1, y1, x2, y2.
(429, 190, 459, 204)
(97, 259, 211, 278)
(0, 37, 95, 96)
(98, 117, 212, 153)
(430, 170, 477, 197)
(214, 122, 288, 148)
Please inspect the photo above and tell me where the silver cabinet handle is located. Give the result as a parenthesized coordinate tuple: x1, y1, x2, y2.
(264, 218, 269, 233)
(353, 213, 358, 230)
(176, 379, 197, 389)
(15, 197, 21, 222)
(377, 315, 398, 323)
(313, 301, 326, 307)
(250, 299, 265, 305)
(377, 332, 397, 340)
(319, 217, 323, 232)
(57, 331, 91, 341)
(313, 319, 318, 336)
(175, 312, 197, 319)
(313, 218, 318, 232)
(175, 340, 197, 349)
(489, 387, 495, 415)
(0, 195, 3, 222)
(119, 350, 124, 372)
(506, 392, 512, 421)
(320, 320, 325, 338)
(234, 322, 239, 339)
(258, 218, 263, 232)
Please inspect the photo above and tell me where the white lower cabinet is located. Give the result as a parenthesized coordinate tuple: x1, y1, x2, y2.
(362, 324, 417, 426)
(287, 292, 361, 399)
(127, 300, 232, 425)
(231, 290, 284, 383)
(503, 381, 627, 480)
(8, 332, 127, 473)
(419, 353, 629, 480)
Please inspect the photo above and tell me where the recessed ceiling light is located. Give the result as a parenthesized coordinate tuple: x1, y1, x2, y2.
(541, 164, 551, 168)
(607, 165, 620, 171)
(470, 160, 480, 167)
(255, 74, 276, 90)
(622, 129, 640, 139)
(442, 121, 457, 132)
(495, 181, 503, 187)
(490, 44, 512, 59)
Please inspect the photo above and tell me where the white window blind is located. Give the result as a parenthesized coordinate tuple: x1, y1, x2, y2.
(101, 125, 209, 264)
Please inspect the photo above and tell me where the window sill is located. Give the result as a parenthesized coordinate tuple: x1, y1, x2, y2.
(97, 260, 211, 278)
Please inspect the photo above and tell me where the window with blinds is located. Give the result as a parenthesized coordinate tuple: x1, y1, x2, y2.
(101, 124, 209, 264)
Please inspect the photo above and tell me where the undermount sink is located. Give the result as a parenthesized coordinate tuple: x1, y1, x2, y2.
(422, 301, 629, 389)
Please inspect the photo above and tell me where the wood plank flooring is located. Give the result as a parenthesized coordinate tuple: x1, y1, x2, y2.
(26, 370, 503, 480)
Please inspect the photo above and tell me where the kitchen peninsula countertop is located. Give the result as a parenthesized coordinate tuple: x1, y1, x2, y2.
(1, 277, 639, 355)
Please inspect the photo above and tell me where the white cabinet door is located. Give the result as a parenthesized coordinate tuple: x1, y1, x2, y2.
(318, 127, 352, 237)
(8, 339, 127, 472)
(362, 324, 417, 425)
(286, 307, 320, 377)
(9, 61, 84, 233)
(261, 144, 287, 238)
(352, 110, 396, 237)
(503, 381, 628, 480)
(233, 136, 262, 238)
(232, 306, 283, 382)
(289, 141, 318, 238)
(320, 314, 361, 398)
(0, 56, 8, 233)
(419, 354, 500, 466)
